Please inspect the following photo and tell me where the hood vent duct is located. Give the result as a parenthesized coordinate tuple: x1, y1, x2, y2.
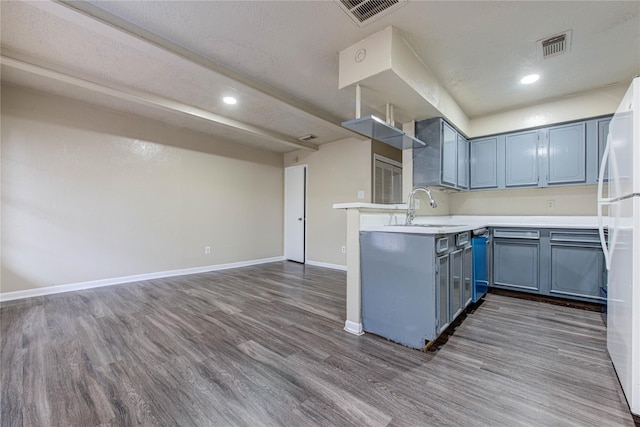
(337, 0, 407, 27)
(539, 30, 572, 59)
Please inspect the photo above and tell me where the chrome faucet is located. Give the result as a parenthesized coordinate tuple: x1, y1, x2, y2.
(405, 186, 438, 225)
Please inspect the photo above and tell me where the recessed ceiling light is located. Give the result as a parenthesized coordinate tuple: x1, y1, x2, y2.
(520, 74, 540, 85)
(223, 96, 237, 105)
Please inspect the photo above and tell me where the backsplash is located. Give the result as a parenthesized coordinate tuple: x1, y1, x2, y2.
(448, 185, 599, 216)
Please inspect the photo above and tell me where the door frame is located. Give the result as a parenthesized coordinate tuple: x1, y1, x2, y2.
(284, 164, 308, 263)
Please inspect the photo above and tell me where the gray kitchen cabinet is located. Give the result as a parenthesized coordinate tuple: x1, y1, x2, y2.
(360, 231, 474, 350)
(597, 117, 611, 182)
(462, 245, 473, 307)
(414, 117, 467, 190)
(490, 227, 606, 303)
(450, 248, 463, 320)
(442, 122, 458, 187)
(457, 134, 469, 190)
(549, 230, 605, 300)
(505, 130, 539, 187)
(469, 115, 608, 191)
(470, 137, 499, 189)
(547, 122, 586, 185)
(437, 253, 450, 334)
(360, 231, 438, 349)
(493, 229, 540, 291)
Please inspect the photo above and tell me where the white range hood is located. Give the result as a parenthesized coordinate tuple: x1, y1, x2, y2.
(341, 115, 425, 149)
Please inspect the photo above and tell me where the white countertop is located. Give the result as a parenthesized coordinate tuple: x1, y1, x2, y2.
(359, 214, 603, 234)
(334, 203, 604, 234)
(332, 202, 406, 210)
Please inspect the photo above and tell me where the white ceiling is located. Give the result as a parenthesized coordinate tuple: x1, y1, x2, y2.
(2, 1, 639, 152)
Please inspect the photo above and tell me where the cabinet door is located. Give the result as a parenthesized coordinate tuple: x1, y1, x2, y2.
(436, 255, 450, 333)
(493, 240, 539, 291)
(450, 249, 463, 320)
(457, 135, 469, 190)
(548, 123, 586, 185)
(597, 118, 611, 182)
(470, 137, 498, 189)
(550, 245, 604, 300)
(505, 130, 539, 187)
(441, 122, 458, 187)
(462, 246, 473, 307)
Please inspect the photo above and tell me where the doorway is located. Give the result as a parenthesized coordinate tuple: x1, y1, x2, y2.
(284, 165, 307, 263)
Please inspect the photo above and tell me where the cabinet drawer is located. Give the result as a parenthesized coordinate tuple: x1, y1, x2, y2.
(493, 229, 540, 239)
(549, 230, 600, 244)
(436, 237, 449, 253)
(456, 231, 470, 247)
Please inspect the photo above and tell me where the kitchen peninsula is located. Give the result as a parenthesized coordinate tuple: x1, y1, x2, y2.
(334, 203, 606, 349)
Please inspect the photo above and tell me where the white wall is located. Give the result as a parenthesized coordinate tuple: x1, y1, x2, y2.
(470, 83, 627, 137)
(284, 138, 371, 267)
(1, 85, 284, 293)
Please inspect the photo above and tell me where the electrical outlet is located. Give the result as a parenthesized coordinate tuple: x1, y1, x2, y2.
(205, 246, 211, 254)
(357, 191, 365, 199)
(341, 246, 346, 254)
(547, 200, 555, 209)
(415, 199, 421, 209)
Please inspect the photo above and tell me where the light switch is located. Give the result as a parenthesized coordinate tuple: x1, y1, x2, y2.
(357, 191, 365, 199)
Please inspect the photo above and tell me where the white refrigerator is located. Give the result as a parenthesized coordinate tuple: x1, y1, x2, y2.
(598, 76, 640, 417)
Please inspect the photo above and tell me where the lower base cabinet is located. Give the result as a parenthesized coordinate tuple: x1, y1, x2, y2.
(491, 228, 606, 303)
(436, 253, 450, 335)
(463, 246, 473, 306)
(360, 231, 438, 349)
(549, 232, 605, 300)
(493, 239, 540, 291)
(360, 231, 473, 350)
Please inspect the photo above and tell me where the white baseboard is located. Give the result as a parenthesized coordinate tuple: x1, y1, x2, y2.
(305, 260, 347, 271)
(344, 320, 364, 336)
(0, 256, 285, 302)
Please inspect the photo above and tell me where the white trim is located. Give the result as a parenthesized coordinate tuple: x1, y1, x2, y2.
(305, 260, 347, 271)
(344, 320, 364, 336)
(0, 256, 285, 302)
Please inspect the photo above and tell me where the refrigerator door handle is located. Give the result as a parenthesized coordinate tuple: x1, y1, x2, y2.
(598, 132, 612, 270)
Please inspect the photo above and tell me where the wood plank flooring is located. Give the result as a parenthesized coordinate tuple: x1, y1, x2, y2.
(1, 261, 635, 426)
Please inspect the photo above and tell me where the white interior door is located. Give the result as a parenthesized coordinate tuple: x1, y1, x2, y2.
(285, 165, 306, 263)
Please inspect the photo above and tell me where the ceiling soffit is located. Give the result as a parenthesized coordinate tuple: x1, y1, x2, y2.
(1, 1, 361, 152)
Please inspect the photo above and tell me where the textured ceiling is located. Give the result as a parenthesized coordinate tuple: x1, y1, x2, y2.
(2, 0, 639, 152)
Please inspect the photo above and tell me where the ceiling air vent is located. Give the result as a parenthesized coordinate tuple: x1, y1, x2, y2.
(538, 30, 572, 60)
(337, 0, 407, 27)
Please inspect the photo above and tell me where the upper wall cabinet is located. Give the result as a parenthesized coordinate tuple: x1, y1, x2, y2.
(597, 117, 612, 182)
(546, 122, 586, 185)
(470, 137, 499, 189)
(469, 115, 612, 191)
(457, 134, 469, 190)
(414, 118, 469, 190)
(505, 130, 540, 188)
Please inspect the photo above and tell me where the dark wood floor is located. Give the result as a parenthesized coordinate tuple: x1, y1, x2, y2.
(1, 261, 634, 426)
